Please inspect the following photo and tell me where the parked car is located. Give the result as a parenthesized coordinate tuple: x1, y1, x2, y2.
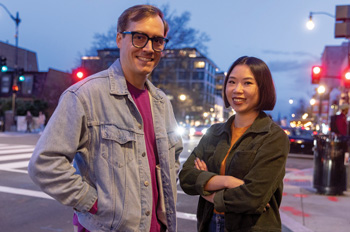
(283, 127, 314, 155)
(190, 125, 210, 137)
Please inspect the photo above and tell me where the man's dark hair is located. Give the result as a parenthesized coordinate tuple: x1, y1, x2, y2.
(117, 5, 169, 36)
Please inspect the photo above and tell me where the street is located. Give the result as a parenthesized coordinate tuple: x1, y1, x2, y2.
(0, 133, 313, 232)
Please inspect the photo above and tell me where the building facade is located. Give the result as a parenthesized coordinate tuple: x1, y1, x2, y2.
(81, 47, 227, 125)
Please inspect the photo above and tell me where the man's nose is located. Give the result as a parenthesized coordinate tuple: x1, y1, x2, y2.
(143, 39, 153, 51)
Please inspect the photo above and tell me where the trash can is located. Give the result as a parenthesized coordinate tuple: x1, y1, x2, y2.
(313, 134, 348, 195)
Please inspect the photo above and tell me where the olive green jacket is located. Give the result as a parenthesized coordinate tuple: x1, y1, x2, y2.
(179, 112, 290, 232)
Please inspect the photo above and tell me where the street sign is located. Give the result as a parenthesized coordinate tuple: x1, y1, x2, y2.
(335, 5, 350, 38)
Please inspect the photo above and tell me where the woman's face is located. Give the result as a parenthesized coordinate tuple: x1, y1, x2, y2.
(225, 64, 259, 116)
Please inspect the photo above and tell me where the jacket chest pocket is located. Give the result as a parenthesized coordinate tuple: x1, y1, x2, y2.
(227, 150, 256, 178)
(101, 125, 136, 168)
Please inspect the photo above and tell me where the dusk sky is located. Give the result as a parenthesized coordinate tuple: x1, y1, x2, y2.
(0, 0, 348, 120)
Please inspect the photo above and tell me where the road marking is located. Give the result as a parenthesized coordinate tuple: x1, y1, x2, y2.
(0, 145, 34, 150)
(0, 185, 197, 221)
(0, 153, 32, 161)
(0, 186, 53, 200)
(0, 160, 29, 169)
(177, 211, 197, 221)
(0, 148, 34, 154)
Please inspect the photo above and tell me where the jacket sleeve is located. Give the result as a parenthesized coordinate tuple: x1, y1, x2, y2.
(28, 90, 97, 212)
(213, 128, 289, 214)
(179, 132, 217, 196)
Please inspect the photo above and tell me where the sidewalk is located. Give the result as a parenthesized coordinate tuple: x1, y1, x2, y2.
(281, 167, 350, 232)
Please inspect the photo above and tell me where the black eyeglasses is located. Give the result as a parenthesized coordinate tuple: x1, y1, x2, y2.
(121, 31, 169, 52)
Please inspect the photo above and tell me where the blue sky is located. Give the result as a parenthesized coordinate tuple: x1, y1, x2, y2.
(0, 0, 348, 120)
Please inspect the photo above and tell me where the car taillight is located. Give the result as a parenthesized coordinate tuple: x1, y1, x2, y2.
(290, 139, 295, 142)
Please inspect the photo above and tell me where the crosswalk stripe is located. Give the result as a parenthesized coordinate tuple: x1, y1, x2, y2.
(0, 148, 34, 154)
(0, 153, 32, 161)
(0, 185, 197, 221)
(0, 145, 34, 150)
(0, 186, 53, 200)
(0, 160, 29, 169)
(177, 211, 197, 221)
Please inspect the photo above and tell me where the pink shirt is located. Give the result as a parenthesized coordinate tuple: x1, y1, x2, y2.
(127, 81, 161, 232)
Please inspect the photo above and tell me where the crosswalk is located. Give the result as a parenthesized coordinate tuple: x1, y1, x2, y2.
(0, 143, 197, 222)
(0, 143, 34, 174)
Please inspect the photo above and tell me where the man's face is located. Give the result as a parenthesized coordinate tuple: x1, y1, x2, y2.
(117, 15, 165, 82)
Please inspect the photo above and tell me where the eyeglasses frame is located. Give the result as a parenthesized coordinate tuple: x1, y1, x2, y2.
(121, 31, 169, 52)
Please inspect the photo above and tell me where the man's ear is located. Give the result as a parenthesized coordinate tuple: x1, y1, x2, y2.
(116, 33, 122, 48)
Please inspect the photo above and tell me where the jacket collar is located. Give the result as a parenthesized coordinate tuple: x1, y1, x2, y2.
(107, 59, 163, 101)
(212, 111, 272, 136)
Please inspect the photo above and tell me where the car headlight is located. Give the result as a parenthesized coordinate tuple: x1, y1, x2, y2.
(202, 128, 208, 134)
(190, 128, 195, 136)
(176, 126, 185, 136)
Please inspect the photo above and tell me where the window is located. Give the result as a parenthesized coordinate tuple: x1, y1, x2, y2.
(21, 75, 33, 95)
(193, 71, 204, 80)
(179, 71, 189, 80)
(1, 75, 11, 93)
(194, 61, 205, 69)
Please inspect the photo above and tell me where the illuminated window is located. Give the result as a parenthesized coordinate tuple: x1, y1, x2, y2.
(194, 61, 205, 69)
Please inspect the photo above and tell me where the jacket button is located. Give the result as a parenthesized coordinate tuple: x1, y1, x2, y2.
(142, 152, 146, 157)
(144, 181, 149, 186)
(138, 124, 142, 129)
(145, 210, 150, 216)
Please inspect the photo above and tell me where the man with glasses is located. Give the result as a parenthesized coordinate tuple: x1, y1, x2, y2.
(28, 5, 182, 232)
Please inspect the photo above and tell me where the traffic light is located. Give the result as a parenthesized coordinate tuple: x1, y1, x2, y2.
(1, 57, 8, 72)
(73, 67, 87, 80)
(311, 66, 322, 84)
(344, 70, 350, 88)
(18, 68, 25, 81)
(12, 85, 19, 93)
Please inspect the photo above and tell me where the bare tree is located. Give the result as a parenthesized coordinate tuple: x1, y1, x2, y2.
(86, 4, 210, 55)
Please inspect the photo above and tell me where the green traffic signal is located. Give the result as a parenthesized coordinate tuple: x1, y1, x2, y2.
(19, 75, 25, 81)
(1, 65, 8, 72)
(1, 56, 7, 72)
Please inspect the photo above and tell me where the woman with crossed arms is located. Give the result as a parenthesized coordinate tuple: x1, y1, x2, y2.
(179, 56, 290, 232)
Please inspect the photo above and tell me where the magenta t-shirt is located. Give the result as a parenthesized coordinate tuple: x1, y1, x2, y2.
(127, 81, 161, 232)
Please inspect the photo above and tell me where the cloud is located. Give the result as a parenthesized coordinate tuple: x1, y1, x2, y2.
(267, 60, 307, 72)
(262, 49, 319, 59)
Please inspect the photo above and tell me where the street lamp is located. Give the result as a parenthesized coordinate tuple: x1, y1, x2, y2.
(179, 94, 187, 101)
(306, 11, 335, 30)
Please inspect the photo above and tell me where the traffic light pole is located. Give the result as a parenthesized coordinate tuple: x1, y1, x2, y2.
(0, 4, 21, 120)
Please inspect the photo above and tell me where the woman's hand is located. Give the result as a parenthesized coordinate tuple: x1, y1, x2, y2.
(194, 157, 208, 171)
(202, 192, 215, 203)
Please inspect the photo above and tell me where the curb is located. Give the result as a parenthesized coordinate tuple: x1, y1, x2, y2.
(281, 211, 313, 232)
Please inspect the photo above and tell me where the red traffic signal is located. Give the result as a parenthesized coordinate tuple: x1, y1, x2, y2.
(72, 68, 87, 80)
(311, 66, 322, 84)
(12, 85, 19, 93)
(344, 70, 350, 88)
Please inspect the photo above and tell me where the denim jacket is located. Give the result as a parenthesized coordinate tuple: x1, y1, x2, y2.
(28, 59, 183, 232)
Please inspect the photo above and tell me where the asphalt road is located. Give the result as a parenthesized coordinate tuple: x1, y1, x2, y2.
(0, 132, 313, 232)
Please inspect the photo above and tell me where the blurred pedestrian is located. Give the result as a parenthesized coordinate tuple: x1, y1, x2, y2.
(28, 4, 182, 232)
(335, 103, 349, 136)
(25, 111, 33, 133)
(179, 56, 290, 232)
(38, 111, 46, 134)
